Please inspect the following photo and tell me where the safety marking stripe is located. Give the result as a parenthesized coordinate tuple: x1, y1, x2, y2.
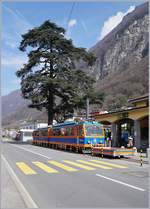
(96, 174, 146, 191)
(48, 161, 78, 172)
(63, 160, 96, 171)
(16, 162, 37, 175)
(32, 162, 59, 173)
(76, 160, 112, 169)
(90, 160, 128, 169)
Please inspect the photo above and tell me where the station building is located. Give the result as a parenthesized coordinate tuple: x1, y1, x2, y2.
(19, 121, 48, 130)
(93, 95, 149, 150)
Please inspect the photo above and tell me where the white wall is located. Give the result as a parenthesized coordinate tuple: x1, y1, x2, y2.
(20, 123, 47, 130)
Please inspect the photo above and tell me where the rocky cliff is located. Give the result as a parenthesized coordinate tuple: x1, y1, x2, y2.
(86, 2, 149, 111)
(89, 2, 148, 80)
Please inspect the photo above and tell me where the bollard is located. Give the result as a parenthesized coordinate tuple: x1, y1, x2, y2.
(91, 148, 93, 156)
(140, 149, 143, 166)
(101, 147, 103, 159)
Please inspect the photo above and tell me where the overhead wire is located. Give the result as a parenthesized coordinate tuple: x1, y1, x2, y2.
(66, 2, 76, 32)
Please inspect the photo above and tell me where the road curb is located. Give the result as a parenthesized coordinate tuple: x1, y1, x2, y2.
(1, 155, 38, 208)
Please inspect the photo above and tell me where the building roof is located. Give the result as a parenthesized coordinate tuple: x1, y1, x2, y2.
(93, 105, 148, 117)
(19, 129, 34, 132)
(128, 94, 149, 104)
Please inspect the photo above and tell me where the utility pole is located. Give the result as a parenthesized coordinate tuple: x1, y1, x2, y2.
(86, 97, 89, 120)
(34, 120, 36, 130)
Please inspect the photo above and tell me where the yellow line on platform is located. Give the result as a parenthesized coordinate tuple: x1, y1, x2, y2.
(63, 160, 96, 171)
(90, 160, 128, 169)
(32, 162, 59, 173)
(76, 160, 112, 169)
(48, 161, 78, 172)
(16, 162, 37, 175)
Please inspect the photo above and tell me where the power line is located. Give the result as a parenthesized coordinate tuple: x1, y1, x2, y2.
(66, 2, 76, 32)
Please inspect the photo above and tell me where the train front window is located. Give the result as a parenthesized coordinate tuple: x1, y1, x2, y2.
(24, 132, 33, 137)
(85, 125, 102, 136)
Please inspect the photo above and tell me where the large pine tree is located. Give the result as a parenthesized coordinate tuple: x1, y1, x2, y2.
(16, 20, 97, 125)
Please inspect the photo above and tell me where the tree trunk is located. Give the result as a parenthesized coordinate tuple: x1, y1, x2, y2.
(47, 108, 54, 125)
(47, 90, 54, 125)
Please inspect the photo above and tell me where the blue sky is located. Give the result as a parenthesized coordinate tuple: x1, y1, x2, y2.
(2, 1, 145, 96)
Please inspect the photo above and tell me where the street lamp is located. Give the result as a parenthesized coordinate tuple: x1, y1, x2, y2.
(86, 97, 89, 120)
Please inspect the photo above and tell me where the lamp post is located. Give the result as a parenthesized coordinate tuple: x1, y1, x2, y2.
(34, 120, 36, 130)
(86, 97, 89, 120)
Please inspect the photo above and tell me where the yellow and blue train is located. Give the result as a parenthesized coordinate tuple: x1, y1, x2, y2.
(32, 121, 105, 153)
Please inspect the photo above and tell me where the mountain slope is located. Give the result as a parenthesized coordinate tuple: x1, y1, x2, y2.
(2, 90, 47, 128)
(2, 90, 27, 119)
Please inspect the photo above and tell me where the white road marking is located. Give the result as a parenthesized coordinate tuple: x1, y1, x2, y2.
(1, 155, 38, 208)
(11, 144, 52, 159)
(96, 174, 145, 192)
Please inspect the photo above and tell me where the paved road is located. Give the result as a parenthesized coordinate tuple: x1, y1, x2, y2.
(2, 141, 149, 208)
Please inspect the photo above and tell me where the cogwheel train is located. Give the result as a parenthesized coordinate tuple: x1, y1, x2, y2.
(32, 121, 105, 153)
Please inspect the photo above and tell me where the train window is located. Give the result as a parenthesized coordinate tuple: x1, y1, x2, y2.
(52, 128, 61, 136)
(71, 127, 77, 136)
(85, 125, 102, 136)
(41, 130, 48, 136)
(36, 131, 39, 136)
(100, 128, 103, 134)
(60, 128, 66, 136)
(33, 131, 37, 136)
(24, 132, 33, 137)
(53, 126, 76, 136)
(66, 127, 72, 136)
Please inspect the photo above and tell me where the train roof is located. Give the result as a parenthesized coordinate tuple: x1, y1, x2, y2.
(34, 121, 102, 131)
(34, 127, 48, 131)
(53, 121, 101, 128)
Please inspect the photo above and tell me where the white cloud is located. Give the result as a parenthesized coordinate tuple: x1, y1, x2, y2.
(68, 19, 77, 28)
(65, 19, 77, 39)
(99, 6, 135, 40)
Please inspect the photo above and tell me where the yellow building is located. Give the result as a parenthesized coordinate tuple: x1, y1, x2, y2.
(93, 95, 149, 150)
